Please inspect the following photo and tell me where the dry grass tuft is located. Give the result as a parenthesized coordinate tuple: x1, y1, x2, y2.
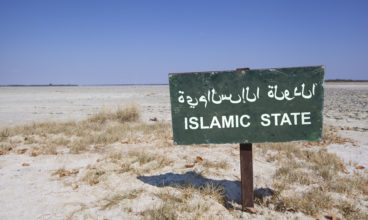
(335, 200, 368, 219)
(276, 187, 332, 214)
(52, 168, 79, 178)
(1, 105, 174, 155)
(77, 150, 173, 188)
(198, 182, 226, 205)
(330, 172, 368, 195)
(134, 122, 172, 146)
(0, 128, 10, 141)
(141, 203, 177, 220)
(81, 168, 106, 185)
(130, 151, 157, 165)
(100, 189, 144, 210)
(202, 159, 230, 170)
(274, 163, 312, 186)
(0, 143, 13, 152)
(257, 135, 368, 218)
(128, 151, 173, 174)
(39, 143, 57, 155)
(143, 182, 226, 219)
(88, 105, 140, 124)
(52, 168, 67, 176)
(258, 142, 304, 162)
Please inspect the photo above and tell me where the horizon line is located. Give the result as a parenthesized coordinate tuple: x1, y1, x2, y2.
(1, 79, 368, 87)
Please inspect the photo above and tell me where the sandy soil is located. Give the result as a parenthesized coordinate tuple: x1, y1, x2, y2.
(323, 83, 368, 172)
(0, 86, 171, 127)
(0, 83, 367, 219)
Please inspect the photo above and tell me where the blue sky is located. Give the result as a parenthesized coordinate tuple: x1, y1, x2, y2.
(0, 0, 367, 85)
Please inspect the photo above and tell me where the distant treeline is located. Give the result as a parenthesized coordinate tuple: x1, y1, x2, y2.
(325, 79, 368, 82)
(86, 83, 168, 86)
(0, 84, 171, 87)
(0, 84, 78, 87)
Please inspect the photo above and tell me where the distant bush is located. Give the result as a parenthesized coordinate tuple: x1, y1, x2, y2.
(88, 104, 140, 124)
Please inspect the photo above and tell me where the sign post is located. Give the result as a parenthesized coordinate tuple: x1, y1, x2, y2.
(240, 142, 254, 209)
(169, 66, 324, 211)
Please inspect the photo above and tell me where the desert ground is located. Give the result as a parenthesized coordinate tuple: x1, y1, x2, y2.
(0, 83, 367, 219)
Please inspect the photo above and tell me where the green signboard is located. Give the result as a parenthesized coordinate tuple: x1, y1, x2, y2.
(169, 66, 324, 145)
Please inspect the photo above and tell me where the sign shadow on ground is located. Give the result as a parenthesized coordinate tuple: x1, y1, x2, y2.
(137, 171, 274, 208)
